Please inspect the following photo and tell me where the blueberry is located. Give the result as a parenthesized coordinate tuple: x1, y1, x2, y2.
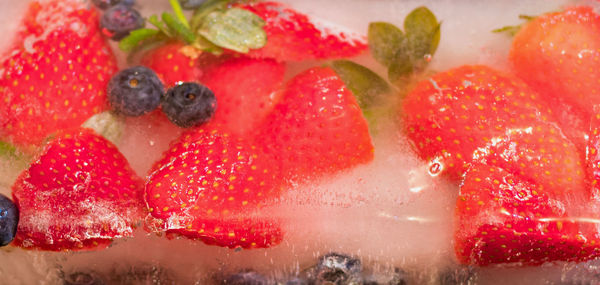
(178, 0, 208, 10)
(364, 268, 408, 285)
(0, 193, 18, 247)
(311, 252, 363, 285)
(223, 270, 269, 285)
(100, 4, 144, 41)
(108, 66, 164, 116)
(91, 0, 133, 10)
(162, 82, 217, 128)
(439, 266, 477, 285)
(62, 271, 106, 285)
(110, 264, 176, 284)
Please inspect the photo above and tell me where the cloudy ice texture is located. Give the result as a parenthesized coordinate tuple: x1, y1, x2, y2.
(1, 0, 600, 284)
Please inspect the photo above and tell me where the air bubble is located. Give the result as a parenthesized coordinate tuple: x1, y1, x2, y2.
(428, 160, 443, 177)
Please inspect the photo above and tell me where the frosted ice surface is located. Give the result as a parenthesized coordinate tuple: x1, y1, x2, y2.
(0, 0, 598, 284)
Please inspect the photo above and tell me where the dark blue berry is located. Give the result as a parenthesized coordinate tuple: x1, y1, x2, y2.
(364, 268, 408, 285)
(312, 253, 363, 284)
(0, 193, 18, 247)
(62, 271, 105, 285)
(91, 0, 133, 10)
(100, 4, 144, 41)
(110, 264, 175, 284)
(162, 82, 217, 128)
(439, 266, 477, 285)
(178, 0, 208, 10)
(223, 270, 269, 285)
(108, 66, 164, 117)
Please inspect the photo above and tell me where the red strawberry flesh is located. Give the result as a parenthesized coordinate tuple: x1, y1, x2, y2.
(12, 128, 144, 251)
(402, 65, 555, 180)
(260, 66, 374, 183)
(0, 0, 118, 148)
(455, 164, 600, 266)
(239, 1, 367, 62)
(200, 57, 286, 136)
(145, 124, 284, 249)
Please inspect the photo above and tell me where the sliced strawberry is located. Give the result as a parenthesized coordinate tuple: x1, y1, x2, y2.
(0, 0, 118, 148)
(401, 65, 555, 180)
(200, 56, 285, 135)
(12, 128, 144, 251)
(259, 67, 374, 183)
(510, 6, 600, 126)
(145, 124, 284, 249)
(455, 163, 600, 266)
(239, 1, 367, 61)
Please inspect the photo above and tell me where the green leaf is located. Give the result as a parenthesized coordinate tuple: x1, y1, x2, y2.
(368, 22, 405, 67)
(162, 12, 197, 44)
(0, 141, 20, 159)
(82, 112, 125, 146)
(198, 8, 266, 53)
(119, 28, 160, 52)
(190, 0, 229, 31)
(331, 60, 391, 110)
(404, 6, 441, 68)
(388, 46, 414, 84)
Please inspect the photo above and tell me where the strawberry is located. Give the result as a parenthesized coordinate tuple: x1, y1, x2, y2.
(12, 128, 144, 251)
(401, 65, 556, 180)
(145, 67, 374, 248)
(142, 42, 286, 135)
(0, 0, 118, 148)
(239, 1, 368, 62)
(145, 124, 283, 249)
(473, 122, 586, 204)
(140, 42, 211, 88)
(509, 6, 600, 147)
(455, 163, 600, 265)
(259, 67, 374, 182)
(587, 106, 600, 205)
(200, 56, 285, 135)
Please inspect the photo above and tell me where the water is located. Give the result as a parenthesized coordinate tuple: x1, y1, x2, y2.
(0, 0, 598, 284)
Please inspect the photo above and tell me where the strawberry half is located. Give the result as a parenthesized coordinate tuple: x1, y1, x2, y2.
(145, 67, 374, 249)
(145, 124, 283, 249)
(510, 6, 600, 119)
(401, 65, 556, 180)
(239, 1, 367, 62)
(259, 67, 374, 183)
(455, 163, 600, 266)
(200, 56, 285, 136)
(0, 0, 118, 148)
(12, 128, 144, 251)
(509, 6, 600, 150)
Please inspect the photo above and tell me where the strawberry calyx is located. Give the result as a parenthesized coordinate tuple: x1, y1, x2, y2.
(119, 0, 265, 57)
(368, 6, 441, 86)
(492, 14, 537, 37)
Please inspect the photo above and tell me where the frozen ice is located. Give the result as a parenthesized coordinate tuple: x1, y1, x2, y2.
(0, 0, 598, 284)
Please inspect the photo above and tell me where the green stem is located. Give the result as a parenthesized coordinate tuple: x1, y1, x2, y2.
(170, 0, 191, 29)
